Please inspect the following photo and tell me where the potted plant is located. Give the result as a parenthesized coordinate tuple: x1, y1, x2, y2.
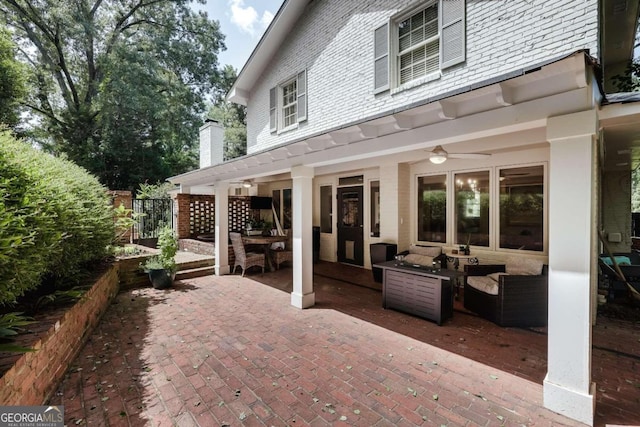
(246, 218, 266, 235)
(141, 226, 178, 289)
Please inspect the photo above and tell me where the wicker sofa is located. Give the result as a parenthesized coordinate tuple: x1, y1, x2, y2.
(463, 259, 548, 327)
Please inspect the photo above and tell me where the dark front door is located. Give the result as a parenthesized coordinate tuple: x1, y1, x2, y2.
(337, 186, 364, 266)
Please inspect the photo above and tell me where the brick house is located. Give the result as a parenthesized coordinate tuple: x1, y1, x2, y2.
(169, 1, 640, 424)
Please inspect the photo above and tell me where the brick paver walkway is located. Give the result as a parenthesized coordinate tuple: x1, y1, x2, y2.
(50, 273, 592, 427)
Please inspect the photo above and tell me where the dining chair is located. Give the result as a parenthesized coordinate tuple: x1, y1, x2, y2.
(230, 232, 265, 276)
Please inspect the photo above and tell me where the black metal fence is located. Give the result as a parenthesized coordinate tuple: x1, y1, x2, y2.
(133, 198, 174, 241)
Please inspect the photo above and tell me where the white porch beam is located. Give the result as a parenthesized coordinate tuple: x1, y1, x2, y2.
(544, 109, 597, 426)
(392, 113, 414, 130)
(270, 147, 290, 160)
(214, 182, 230, 276)
(437, 100, 457, 119)
(286, 144, 309, 156)
(356, 124, 380, 139)
(306, 136, 333, 151)
(328, 131, 351, 145)
(496, 83, 515, 106)
(242, 156, 259, 167)
(256, 153, 274, 165)
(179, 184, 191, 194)
(290, 165, 315, 308)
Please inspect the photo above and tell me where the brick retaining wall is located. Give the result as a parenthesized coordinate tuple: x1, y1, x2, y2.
(118, 254, 155, 291)
(0, 265, 120, 405)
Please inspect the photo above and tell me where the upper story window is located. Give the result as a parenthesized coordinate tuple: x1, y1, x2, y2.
(281, 78, 297, 128)
(374, 0, 466, 93)
(270, 70, 307, 133)
(398, 4, 439, 84)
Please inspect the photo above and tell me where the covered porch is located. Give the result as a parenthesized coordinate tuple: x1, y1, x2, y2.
(168, 51, 637, 425)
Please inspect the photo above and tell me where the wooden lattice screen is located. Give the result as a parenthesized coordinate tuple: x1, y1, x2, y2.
(187, 195, 251, 238)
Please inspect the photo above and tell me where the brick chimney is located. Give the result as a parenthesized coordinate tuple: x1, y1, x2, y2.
(199, 119, 224, 168)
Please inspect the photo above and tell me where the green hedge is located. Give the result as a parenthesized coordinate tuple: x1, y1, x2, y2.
(0, 129, 115, 305)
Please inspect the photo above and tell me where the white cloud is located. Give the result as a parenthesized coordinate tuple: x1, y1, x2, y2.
(261, 10, 275, 28)
(229, 0, 273, 36)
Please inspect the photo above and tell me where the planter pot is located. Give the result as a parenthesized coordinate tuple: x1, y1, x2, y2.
(148, 268, 175, 289)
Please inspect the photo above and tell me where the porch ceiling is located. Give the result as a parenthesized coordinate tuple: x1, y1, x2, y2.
(171, 52, 592, 188)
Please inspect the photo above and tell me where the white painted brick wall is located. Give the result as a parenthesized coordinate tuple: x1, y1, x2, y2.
(199, 121, 224, 168)
(379, 163, 411, 251)
(246, 0, 598, 153)
(602, 171, 632, 253)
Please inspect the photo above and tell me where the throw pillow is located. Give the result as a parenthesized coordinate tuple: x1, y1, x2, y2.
(487, 272, 509, 281)
(505, 257, 543, 275)
(403, 254, 434, 266)
(409, 245, 441, 257)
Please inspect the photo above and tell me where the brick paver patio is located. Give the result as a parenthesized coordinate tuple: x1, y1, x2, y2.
(49, 270, 613, 427)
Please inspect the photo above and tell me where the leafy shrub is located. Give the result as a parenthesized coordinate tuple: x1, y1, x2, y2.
(141, 226, 178, 273)
(0, 129, 115, 305)
(0, 312, 36, 352)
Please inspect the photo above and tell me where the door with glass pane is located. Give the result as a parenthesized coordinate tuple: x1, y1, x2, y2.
(337, 186, 364, 265)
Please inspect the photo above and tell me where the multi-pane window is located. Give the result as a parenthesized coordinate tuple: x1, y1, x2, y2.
(499, 166, 544, 252)
(398, 4, 439, 84)
(269, 70, 307, 133)
(374, 0, 465, 93)
(454, 171, 489, 247)
(417, 165, 545, 252)
(418, 174, 446, 243)
(281, 79, 297, 128)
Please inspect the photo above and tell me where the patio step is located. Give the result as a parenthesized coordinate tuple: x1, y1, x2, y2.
(176, 258, 215, 271)
(176, 265, 215, 280)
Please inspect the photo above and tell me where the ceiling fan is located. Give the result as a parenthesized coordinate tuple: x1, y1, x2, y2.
(428, 145, 490, 164)
(229, 179, 253, 188)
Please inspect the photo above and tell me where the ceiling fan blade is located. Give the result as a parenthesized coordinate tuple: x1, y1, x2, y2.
(448, 153, 490, 159)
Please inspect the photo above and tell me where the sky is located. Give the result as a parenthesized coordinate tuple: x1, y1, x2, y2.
(193, 0, 285, 72)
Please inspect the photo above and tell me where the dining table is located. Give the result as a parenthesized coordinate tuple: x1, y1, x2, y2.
(242, 234, 289, 271)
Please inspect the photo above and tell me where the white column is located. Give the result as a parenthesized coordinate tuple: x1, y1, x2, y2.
(544, 110, 597, 426)
(379, 163, 410, 250)
(291, 165, 315, 308)
(214, 182, 230, 276)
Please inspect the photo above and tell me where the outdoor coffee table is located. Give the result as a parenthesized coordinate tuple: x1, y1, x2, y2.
(375, 261, 462, 325)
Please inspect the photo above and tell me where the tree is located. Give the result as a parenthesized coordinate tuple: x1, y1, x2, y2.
(0, 28, 27, 128)
(612, 13, 640, 92)
(0, 0, 226, 190)
(207, 65, 247, 160)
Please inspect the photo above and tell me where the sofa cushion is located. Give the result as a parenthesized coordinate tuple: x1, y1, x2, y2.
(403, 254, 434, 266)
(488, 272, 509, 282)
(601, 256, 631, 266)
(467, 276, 499, 295)
(409, 245, 441, 257)
(505, 257, 543, 275)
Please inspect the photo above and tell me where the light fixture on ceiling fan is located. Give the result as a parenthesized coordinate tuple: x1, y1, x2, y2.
(229, 180, 253, 188)
(428, 145, 490, 164)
